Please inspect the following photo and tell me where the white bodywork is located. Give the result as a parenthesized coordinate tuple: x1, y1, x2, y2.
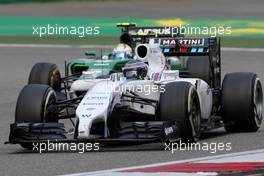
(135, 44, 166, 76)
(72, 44, 213, 139)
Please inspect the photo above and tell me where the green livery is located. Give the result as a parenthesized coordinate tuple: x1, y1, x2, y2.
(67, 55, 182, 79)
(67, 57, 131, 79)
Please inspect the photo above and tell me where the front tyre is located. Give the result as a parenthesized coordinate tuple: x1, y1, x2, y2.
(222, 72, 263, 132)
(15, 84, 57, 123)
(159, 82, 201, 142)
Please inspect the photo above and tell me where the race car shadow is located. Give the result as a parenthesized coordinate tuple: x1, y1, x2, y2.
(200, 127, 227, 140)
(7, 141, 166, 154)
(8, 144, 165, 154)
(8, 128, 233, 154)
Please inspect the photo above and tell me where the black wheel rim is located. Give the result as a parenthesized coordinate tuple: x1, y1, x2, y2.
(44, 90, 57, 122)
(254, 80, 263, 126)
(189, 90, 201, 142)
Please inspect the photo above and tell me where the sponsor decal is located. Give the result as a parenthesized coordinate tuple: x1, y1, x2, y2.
(136, 28, 171, 35)
(198, 47, 205, 52)
(179, 38, 205, 46)
(129, 27, 180, 36)
(160, 38, 205, 46)
(163, 48, 170, 53)
(82, 102, 104, 106)
(154, 38, 160, 44)
(164, 126, 174, 135)
(150, 48, 160, 54)
(161, 39, 177, 45)
(191, 48, 197, 53)
(81, 114, 92, 118)
(86, 96, 108, 100)
(94, 63, 110, 66)
(86, 108, 95, 111)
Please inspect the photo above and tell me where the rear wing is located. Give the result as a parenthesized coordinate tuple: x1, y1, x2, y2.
(117, 23, 184, 48)
(151, 37, 221, 89)
(116, 23, 183, 37)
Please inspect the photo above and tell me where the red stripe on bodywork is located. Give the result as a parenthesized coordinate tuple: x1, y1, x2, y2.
(154, 73, 159, 81)
(125, 162, 264, 172)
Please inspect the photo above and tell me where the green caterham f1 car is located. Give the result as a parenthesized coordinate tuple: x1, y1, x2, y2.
(66, 23, 183, 79)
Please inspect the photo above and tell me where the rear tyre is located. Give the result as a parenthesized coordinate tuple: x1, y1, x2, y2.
(187, 56, 211, 85)
(28, 63, 61, 91)
(222, 72, 263, 132)
(159, 82, 201, 142)
(15, 84, 57, 123)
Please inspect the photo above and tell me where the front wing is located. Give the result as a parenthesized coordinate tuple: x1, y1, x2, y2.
(7, 121, 181, 146)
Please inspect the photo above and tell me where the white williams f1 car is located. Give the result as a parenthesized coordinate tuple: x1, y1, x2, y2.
(8, 37, 263, 149)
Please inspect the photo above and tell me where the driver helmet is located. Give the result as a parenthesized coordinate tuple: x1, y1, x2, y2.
(112, 43, 133, 59)
(122, 60, 148, 80)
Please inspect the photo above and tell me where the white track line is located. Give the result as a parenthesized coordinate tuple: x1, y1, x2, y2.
(60, 149, 264, 176)
(0, 43, 264, 52)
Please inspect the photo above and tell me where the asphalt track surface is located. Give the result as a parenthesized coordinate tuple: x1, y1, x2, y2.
(0, 0, 264, 18)
(0, 45, 263, 176)
(0, 1, 264, 175)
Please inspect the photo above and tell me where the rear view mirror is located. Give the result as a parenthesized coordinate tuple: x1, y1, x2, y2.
(85, 51, 97, 57)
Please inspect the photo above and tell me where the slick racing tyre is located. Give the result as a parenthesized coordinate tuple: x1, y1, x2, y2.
(187, 56, 211, 86)
(159, 82, 201, 142)
(15, 84, 58, 149)
(15, 84, 58, 123)
(28, 62, 61, 91)
(222, 72, 263, 132)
